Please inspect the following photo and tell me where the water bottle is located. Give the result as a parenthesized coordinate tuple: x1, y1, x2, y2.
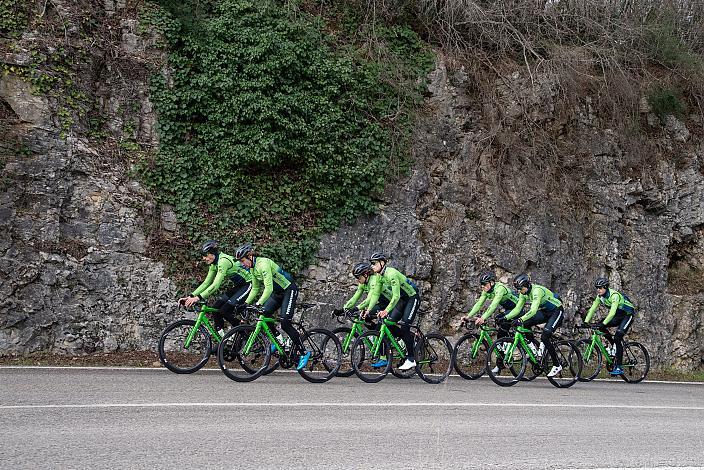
(537, 342, 545, 358)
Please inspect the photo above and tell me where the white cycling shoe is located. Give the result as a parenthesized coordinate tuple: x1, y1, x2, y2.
(547, 365, 563, 377)
(491, 366, 500, 374)
(398, 359, 416, 371)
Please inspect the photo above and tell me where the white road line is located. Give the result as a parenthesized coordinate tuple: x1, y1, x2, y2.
(1, 402, 703, 411)
(2, 366, 703, 385)
(564, 468, 704, 470)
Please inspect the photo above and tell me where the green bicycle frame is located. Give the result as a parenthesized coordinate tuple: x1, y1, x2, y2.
(469, 325, 496, 359)
(341, 317, 367, 353)
(503, 326, 539, 364)
(371, 318, 407, 358)
(583, 329, 613, 366)
(243, 315, 285, 356)
(184, 305, 221, 349)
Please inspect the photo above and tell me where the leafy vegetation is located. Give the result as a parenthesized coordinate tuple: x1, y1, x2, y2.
(0, 0, 27, 38)
(141, 0, 433, 273)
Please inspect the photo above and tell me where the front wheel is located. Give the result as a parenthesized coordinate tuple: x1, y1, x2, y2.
(486, 337, 525, 387)
(620, 341, 649, 384)
(351, 330, 392, 383)
(329, 327, 356, 377)
(414, 333, 453, 384)
(576, 339, 603, 382)
(298, 328, 342, 383)
(158, 319, 211, 374)
(545, 340, 583, 388)
(452, 333, 488, 380)
(218, 325, 271, 382)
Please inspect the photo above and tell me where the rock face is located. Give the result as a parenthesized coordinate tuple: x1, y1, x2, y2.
(301, 58, 704, 371)
(1, 5, 702, 371)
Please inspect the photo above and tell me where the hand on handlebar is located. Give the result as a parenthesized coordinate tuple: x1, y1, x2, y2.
(183, 296, 200, 308)
(511, 318, 523, 327)
(377, 310, 388, 319)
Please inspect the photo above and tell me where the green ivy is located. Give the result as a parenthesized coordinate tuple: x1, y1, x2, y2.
(0, 0, 27, 38)
(140, 0, 432, 274)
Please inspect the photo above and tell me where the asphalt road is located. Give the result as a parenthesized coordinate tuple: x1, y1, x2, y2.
(1, 367, 703, 469)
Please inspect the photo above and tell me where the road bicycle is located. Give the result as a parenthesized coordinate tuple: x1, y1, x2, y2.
(575, 324, 649, 383)
(349, 315, 453, 384)
(217, 303, 342, 383)
(452, 322, 499, 380)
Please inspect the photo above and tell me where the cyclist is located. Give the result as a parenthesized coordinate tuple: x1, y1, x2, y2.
(236, 243, 310, 370)
(505, 273, 565, 377)
(583, 277, 636, 376)
(462, 271, 520, 340)
(370, 252, 421, 371)
(342, 262, 391, 318)
(178, 240, 251, 335)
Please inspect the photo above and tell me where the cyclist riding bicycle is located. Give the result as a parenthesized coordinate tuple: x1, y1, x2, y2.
(370, 252, 421, 371)
(178, 240, 252, 336)
(236, 243, 310, 370)
(341, 262, 392, 319)
(462, 271, 521, 340)
(583, 277, 636, 376)
(505, 273, 565, 377)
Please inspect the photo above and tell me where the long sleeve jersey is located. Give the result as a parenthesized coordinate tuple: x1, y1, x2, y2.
(379, 266, 418, 313)
(244, 256, 293, 306)
(467, 282, 520, 320)
(344, 273, 392, 311)
(505, 283, 562, 321)
(585, 288, 635, 325)
(191, 252, 251, 299)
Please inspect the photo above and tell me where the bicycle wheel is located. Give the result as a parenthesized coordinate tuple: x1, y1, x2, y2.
(520, 338, 542, 381)
(158, 319, 211, 374)
(218, 325, 271, 382)
(390, 337, 416, 379)
(328, 327, 356, 378)
(545, 340, 582, 388)
(297, 328, 342, 383)
(576, 339, 603, 382)
(452, 333, 488, 380)
(486, 338, 525, 387)
(620, 341, 649, 384)
(415, 333, 453, 384)
(351, 330, 392, 383)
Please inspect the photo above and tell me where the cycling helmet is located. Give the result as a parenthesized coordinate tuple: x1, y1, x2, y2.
(513, 273, 531, 291)
(479, 271, 496, 285)
(201, 240, 219, 255)
(595, 277, 609, 289)
(369, 252, 388, 262)
(235, 243, 253, 259)
(352, 262, 373, 277)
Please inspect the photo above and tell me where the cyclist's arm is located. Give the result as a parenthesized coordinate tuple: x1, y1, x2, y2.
(467, 292, 487, 318)
(344, 285, 365, 310)
(504, 295, 526, 320)
(482, 287, 506, 320)
(191, 265, 216, 297)
(384, 276, 401, 313)
(602, 292, 620, 325)
(245, 276, 260, 305)
(255, 261, 275, 305)
(199, 259, 236, 299)
(360, 276, 382, 311)
(584, 296, 600, 323)
(520, 289, 544, 322)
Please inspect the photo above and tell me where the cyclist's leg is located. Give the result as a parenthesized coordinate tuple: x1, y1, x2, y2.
(262, 291, 285, 338)
(211, 293, 231, 331)
(399, 294, 420, 360)
(522, 311, 550, 356)
(541, 307, 564, 364)
(278, 284, 303, 355)
(220, 284, 251, 328)
(614, 311, 634, 366)
(387, 301, 406, 343)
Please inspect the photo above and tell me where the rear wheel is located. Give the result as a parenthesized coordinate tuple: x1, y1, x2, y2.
(351, 331, 392, 383)
(390, 337, 416, 379)
(218, 325, 271, 382)
(486, 338, 525, 387)
(158, 319, 211, 374)
(545, 340, 582, 388)
(620, 341, 649, 384)
(452, 333, 488, 380)
(576, 339, 603, 382)
(297, 328, 342, 383)
(415, 333, 453, 384)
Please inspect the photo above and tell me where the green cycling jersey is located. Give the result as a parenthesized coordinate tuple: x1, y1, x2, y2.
(344, 273, 392, 311)
(505, 283, 562, 321)
(467, 282, 519, 320)
(585, 288, 635, 325)
(244, 256, 292, 306)
(379, 266, 417, 313)
(192, 252, 251, 300)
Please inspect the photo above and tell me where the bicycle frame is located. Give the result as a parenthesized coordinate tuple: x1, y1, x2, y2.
(469, 325, 496, 359)
(582, 329, 613, 366)
(370, 318, 408, 358)
(184, 305, 221, 348)
(503, 326, 540, 364)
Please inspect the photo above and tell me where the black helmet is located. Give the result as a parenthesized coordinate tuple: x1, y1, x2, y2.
(595, 277, 609, 289)
(235, 243, 253, 259)
(513, 273, 531, 291)
(352, 262, 373, 277)
(201, 240, 219, 255)
(369, 252, 387, 262)
(479, 271, 496, 285)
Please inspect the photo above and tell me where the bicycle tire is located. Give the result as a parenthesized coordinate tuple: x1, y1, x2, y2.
(545, 340, 582, 388)
(414, 332, 453, 384)
(390, 337, 416, 379)
(452, 333, 488, 380)
(576, 338, 603, 382)
(520, 337, 542, 381)
(297, 328, 342, 383)
(620, 341, 649, 384)
(218, 325, 271, 382)
(328, 326, 356, 377)
(486, 337, 525, 387)
(351, 330, 392, 383)
(158, 319, 211, 374)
